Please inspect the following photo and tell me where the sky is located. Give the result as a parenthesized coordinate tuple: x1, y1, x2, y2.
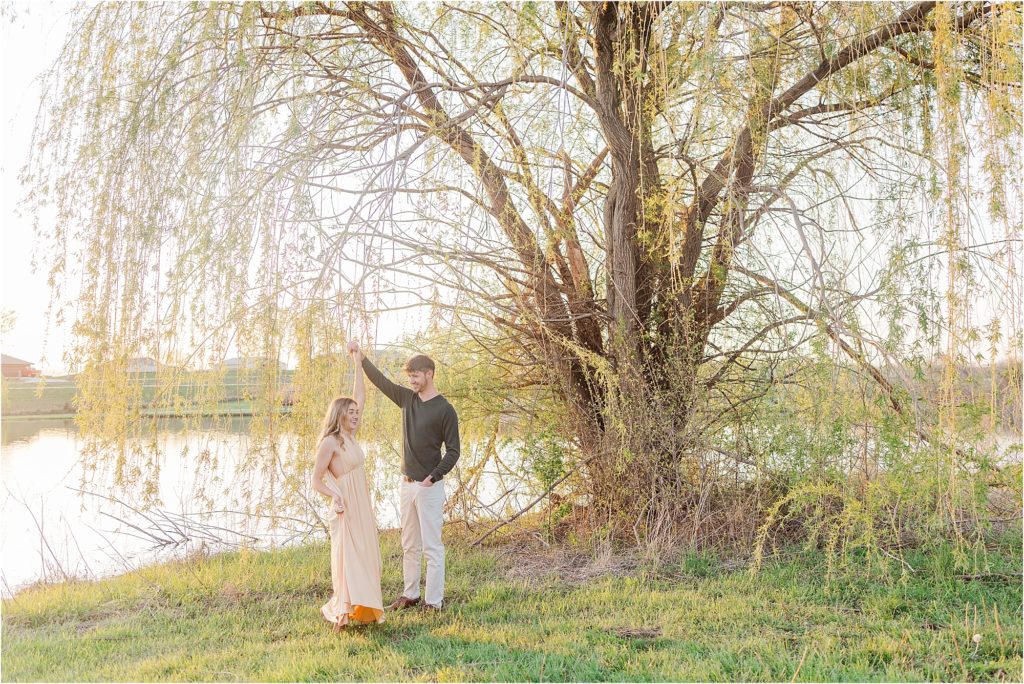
(0, 2, 424, 374)
(1, 2, 1018, 376)
(1, 1, 76, 374)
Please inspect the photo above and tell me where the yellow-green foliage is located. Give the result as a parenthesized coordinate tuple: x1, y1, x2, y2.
(24, 2, 1022, 556)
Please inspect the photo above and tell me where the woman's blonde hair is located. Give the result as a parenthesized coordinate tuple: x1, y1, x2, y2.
(319, 396, 357, 444)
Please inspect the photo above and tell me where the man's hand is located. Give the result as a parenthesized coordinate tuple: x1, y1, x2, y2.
(347, 340, 363, 360)
(417, 475, 434, 488)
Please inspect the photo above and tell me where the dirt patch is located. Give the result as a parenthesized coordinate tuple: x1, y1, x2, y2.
(604, 625, 662, 639)
(476, 527, 753, 585)
(485, 532, 643, 585)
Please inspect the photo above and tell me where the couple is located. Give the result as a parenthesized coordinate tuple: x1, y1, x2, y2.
(311, 342, 460, 629)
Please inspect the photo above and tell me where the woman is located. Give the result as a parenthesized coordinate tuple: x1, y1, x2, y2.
(311, 350, 385, 630)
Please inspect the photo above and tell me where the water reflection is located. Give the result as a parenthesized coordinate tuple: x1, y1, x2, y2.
(2, 417, 79, 446)
(0, 417, 533, 597)
(1, 415, 257, 446)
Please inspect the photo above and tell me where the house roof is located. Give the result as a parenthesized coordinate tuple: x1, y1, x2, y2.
(1, 354, 34, 366)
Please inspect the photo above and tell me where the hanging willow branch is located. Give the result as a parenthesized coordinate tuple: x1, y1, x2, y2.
(27, 1, 1022, 541)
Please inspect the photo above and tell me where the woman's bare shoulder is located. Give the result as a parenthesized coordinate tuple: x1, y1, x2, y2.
(319, 434, 343, 451)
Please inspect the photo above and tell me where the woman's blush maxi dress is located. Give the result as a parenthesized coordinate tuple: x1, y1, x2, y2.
(320, 435, 385, 626)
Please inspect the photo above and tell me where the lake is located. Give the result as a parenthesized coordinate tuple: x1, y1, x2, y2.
(1, 417, 533, 597)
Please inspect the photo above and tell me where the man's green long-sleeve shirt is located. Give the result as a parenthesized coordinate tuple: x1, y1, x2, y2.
(361, 356, 460, 483)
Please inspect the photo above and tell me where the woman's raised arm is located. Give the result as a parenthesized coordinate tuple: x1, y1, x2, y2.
(352, 348, 366, 410)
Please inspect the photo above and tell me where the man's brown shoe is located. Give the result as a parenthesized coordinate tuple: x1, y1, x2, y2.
(423, 603, 442, 612)
(388, 596, 421, 611)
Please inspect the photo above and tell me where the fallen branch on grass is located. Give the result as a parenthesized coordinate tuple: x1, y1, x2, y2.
(470, 454, 598, 547)
(69, 487, 263, 550)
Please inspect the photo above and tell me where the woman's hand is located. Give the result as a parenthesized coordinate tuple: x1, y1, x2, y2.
(332, 496, 346, 515)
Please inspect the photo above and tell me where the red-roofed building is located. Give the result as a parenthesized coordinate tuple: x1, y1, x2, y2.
(2, 354, 41, 378)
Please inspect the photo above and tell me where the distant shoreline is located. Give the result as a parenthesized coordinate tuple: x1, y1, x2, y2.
(2, 409, 287, 421)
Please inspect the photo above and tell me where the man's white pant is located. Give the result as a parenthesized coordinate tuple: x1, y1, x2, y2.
(399, 478, 446, 606)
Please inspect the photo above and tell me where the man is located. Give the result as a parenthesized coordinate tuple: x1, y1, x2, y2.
(347, 341, 460, 611)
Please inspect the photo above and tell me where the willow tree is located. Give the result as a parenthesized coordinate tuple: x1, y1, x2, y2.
(30, 2, 1021, 538)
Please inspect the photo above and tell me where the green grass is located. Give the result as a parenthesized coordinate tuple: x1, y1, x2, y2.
(2, 531, 1021, 682)
(1, 380, 78, 415)
(1, 372, 295, 417)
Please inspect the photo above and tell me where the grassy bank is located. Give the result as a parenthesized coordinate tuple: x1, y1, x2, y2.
(1, 372, 292, 418)
(2, 530, 1021, 681)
